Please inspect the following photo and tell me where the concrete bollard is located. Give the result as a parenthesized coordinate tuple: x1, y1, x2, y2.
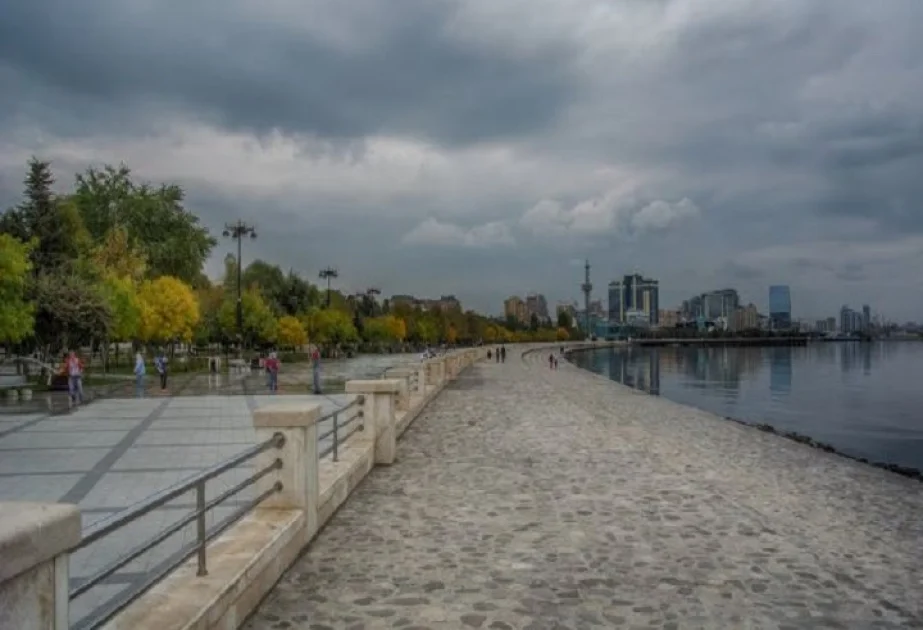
(345, 380, 401, 465)
(19, 389, 32, 401)
(384, 369, 415, 411)
(0, 502, 81, 630)
(4, 389, 19, 403)
(252, 403, 322, 536)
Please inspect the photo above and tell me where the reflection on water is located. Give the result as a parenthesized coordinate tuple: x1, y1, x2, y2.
(571, 342, 923, 470)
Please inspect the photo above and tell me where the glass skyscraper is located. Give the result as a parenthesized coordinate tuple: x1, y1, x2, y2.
(608, 274, 659, 326)
(768, 285, 792, 329)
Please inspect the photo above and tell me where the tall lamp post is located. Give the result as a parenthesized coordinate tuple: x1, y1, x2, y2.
(222, 221, 257, 346)
(319, 267, 338, 308)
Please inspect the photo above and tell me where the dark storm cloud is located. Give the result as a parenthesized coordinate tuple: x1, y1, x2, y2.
(0, 0, 578, 145)
(3, 0, 923, 319)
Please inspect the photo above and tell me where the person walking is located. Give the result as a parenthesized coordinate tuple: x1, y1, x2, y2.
(549, 353, 554, 369)
(265, 352, 281, 393)
(311, 346, 322, 394)
(134, 352, 146, 398)
(66, 351, 85, 405)
(495, 347, 500, 363)
(500, 345, 506, 363)
(154, 350, 168, 392)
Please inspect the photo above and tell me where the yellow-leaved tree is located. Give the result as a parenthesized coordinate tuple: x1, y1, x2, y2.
(278, 315, 307, 348)
(138, 276, 200, 343)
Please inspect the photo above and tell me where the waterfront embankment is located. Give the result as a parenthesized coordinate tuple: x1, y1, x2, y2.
(246, 343, 922, 629)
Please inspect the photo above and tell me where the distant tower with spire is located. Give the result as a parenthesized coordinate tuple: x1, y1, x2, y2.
(580, 259, 592, 338)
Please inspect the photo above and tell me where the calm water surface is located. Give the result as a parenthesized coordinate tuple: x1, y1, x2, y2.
(570, 342, 923, 470)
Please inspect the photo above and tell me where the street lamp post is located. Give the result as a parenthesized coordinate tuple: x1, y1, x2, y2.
(222, 221, 257, 347)
(319, 267, 338, 308)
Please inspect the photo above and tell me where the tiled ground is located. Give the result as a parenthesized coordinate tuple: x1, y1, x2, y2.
(0, 354, 415, 628)
(247, 346, 923, 630)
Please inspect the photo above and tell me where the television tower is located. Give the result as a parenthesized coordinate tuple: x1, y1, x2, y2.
(581, 259, 592, 339)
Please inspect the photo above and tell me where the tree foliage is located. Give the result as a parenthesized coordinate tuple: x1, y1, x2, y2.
(0, 235, 35, 343)
(277, 315, 307, 348)
(138, 276, 200, 343)
(217, 288, 278, 346)
(33, 274, 112, 354)
(302, 308, 358, 345)
(72, 165, 216, 284)
(102, 275, 142, 342)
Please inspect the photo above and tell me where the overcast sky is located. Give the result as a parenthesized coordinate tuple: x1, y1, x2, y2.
(2, 0, 923, 321)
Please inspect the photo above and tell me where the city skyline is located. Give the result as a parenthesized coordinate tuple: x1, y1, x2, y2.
(2, 2, 922, 321)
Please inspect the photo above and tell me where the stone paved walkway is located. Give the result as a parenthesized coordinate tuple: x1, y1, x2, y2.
(247, 346, 923, 630)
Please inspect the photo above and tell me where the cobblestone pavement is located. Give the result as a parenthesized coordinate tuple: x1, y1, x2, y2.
(248, 345, 922, 630)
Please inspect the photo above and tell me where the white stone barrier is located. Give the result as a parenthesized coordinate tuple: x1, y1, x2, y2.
(1, 347, 488, 630)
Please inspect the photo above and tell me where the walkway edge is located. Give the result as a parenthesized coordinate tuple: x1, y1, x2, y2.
(98, 348, 487, 630)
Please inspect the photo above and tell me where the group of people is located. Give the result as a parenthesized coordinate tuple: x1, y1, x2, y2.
(133, 350, 170, 398)
(487, 345, 507, 362)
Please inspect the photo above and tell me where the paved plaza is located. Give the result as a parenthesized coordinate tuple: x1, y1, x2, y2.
(0, 353, 413, 627)
(247, 347, 923, 630)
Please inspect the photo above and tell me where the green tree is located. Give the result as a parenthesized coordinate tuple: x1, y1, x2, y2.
(72, 166, 216, 284)
(102, 275, 142, 342)
(0, 235, 35, 343)
(33, 274, 112, 356)
(217, 288, 278, 346)
(302, 308, 358, 345)
(557, 310, 573, 330)
(1, 159, 91, 275)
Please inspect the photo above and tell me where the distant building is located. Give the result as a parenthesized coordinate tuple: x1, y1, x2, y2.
(702, 289, 739, 319)
(394, 294, 462, 312)
(728, 304, 760, 332)
(658, 309, 680, 329)
(862, 304, 871, 331)
(524, 293, 550, 323)
(769, 285, 792, 330)
(840, 305, 864, 334)
(609, 273, 659, 326)
(504, 296, 528, 324)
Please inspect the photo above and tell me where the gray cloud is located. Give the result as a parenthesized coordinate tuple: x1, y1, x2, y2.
(0, 0, 578, 145)
(2, 0, 923, 320)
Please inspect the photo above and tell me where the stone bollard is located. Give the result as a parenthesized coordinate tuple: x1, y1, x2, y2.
(0, 502, 81, 630)
(252, 404, 321, 537)
(4, 389, 18, 403)
(385, 369, 414, 411)
(19, 388, 32, 401)
(345, 380, 401, 465)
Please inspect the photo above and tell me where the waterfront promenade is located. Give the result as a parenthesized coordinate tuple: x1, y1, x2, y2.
(247, 346, 922, 629)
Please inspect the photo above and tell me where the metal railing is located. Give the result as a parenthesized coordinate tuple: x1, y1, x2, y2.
(318, 395, 364, 461)
(68, 433, 286, 630)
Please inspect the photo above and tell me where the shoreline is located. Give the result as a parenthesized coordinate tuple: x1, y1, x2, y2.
(561, 344, 923, 483)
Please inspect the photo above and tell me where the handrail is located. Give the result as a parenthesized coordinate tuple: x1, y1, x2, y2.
(69, 432, 286, 630)
(317, 395, 364, 461)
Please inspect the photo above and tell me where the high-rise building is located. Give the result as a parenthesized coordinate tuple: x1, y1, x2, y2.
(525, 293, 550, 322)
(862, 304, 871, 331)
(840, 305, 865, 334)
(728, 304, 760, 332)
(608, 274, 659, 326)
(503, 296, 528, 324)
(768, 285, 792, 329)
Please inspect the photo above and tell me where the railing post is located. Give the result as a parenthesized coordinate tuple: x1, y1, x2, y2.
(0, 502, 80, 630)
(195, 482, 207, 576)
(383, 368, 413, 411)
(345, 380, 401, 465)
(332, 412, 339, 462)
(252, 403, 322, 536)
